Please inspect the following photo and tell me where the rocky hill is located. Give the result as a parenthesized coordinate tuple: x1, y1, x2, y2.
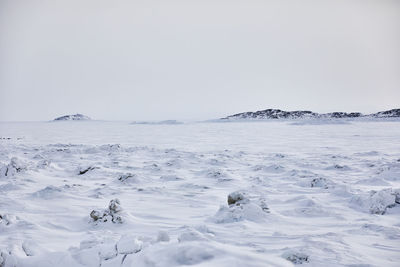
(221, 109, 400, 120)
(371, 109, 400, 118)
(54, 114, 91, 121)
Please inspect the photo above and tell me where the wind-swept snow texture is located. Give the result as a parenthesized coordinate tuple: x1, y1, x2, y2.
(0, 120, 399, 266)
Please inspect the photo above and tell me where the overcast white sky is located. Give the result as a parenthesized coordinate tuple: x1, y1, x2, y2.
(0, 0, 399, 121)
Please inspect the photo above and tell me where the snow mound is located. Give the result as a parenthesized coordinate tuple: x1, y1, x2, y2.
(21, 241, 42, 257)
(310, 177, 331, 189)
(350, 188, 399, 214)
(227, 191, 249, 205)
(156, 231, 170, 242)
(377, 163, 400, 181)
(203, 169, 233, 182)
(0, 157, 27, 178)
(32, 185, 63, 199)
(282, 250, 309, 264)
(36, 159, 51, 169)
(0, 250, 17, 267)
(177, 227, 210, 243)
(118, 173, 139, 183)
(212, 191, 269, 223)
(99, 144, 121, 152)
(0, 214, 17, 226)
(90, 199, 124, 224)
(252, 164, 285, 173)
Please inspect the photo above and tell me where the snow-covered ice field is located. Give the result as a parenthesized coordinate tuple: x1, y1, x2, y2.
(1, 120, 400, 267)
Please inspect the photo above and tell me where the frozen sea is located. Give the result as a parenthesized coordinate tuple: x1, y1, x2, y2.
(0, 120, 399, 266)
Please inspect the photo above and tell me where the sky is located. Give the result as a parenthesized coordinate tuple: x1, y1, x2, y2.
(0, 0, 399, 121)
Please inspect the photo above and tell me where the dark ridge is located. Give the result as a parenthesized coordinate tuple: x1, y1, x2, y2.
(221, 109, 400, 120)
(54, 114, 91, 121)
(371, 109, 400, 118)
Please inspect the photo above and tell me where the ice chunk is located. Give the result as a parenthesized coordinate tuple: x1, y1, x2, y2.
(156, 231, 170, 242)
(0, 214, 17, 226)
(98, 243, 118, 260)
(351, 188, 398, 215)
(369, 189, 396, 215)
(22, 240, 42, 256)
(178, 229, 206, 242)
(0, 157, 27, 178)
(90, 199, 124, 224)
(0, 250, 17, 267)
(227, 191, 249, 205)
(117, 235, 142, 254)
(282, 250, 309, 264)
(310, 177, 329, 189)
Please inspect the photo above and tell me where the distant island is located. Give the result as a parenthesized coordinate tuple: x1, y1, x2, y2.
(221, 109, 400, 120)
(54, 114, 91, 121)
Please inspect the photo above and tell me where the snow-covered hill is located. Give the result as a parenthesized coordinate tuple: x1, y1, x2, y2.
(54, 114, 91, 121)
(222, 109, 400, 120)
(371, 109, 400, 118)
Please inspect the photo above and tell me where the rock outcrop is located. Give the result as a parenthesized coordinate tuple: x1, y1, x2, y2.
(90, 199, 123, 224)
(54, 114, 91, 121)
(371, 109, 400, 118)
(221, 109, 400, 120)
